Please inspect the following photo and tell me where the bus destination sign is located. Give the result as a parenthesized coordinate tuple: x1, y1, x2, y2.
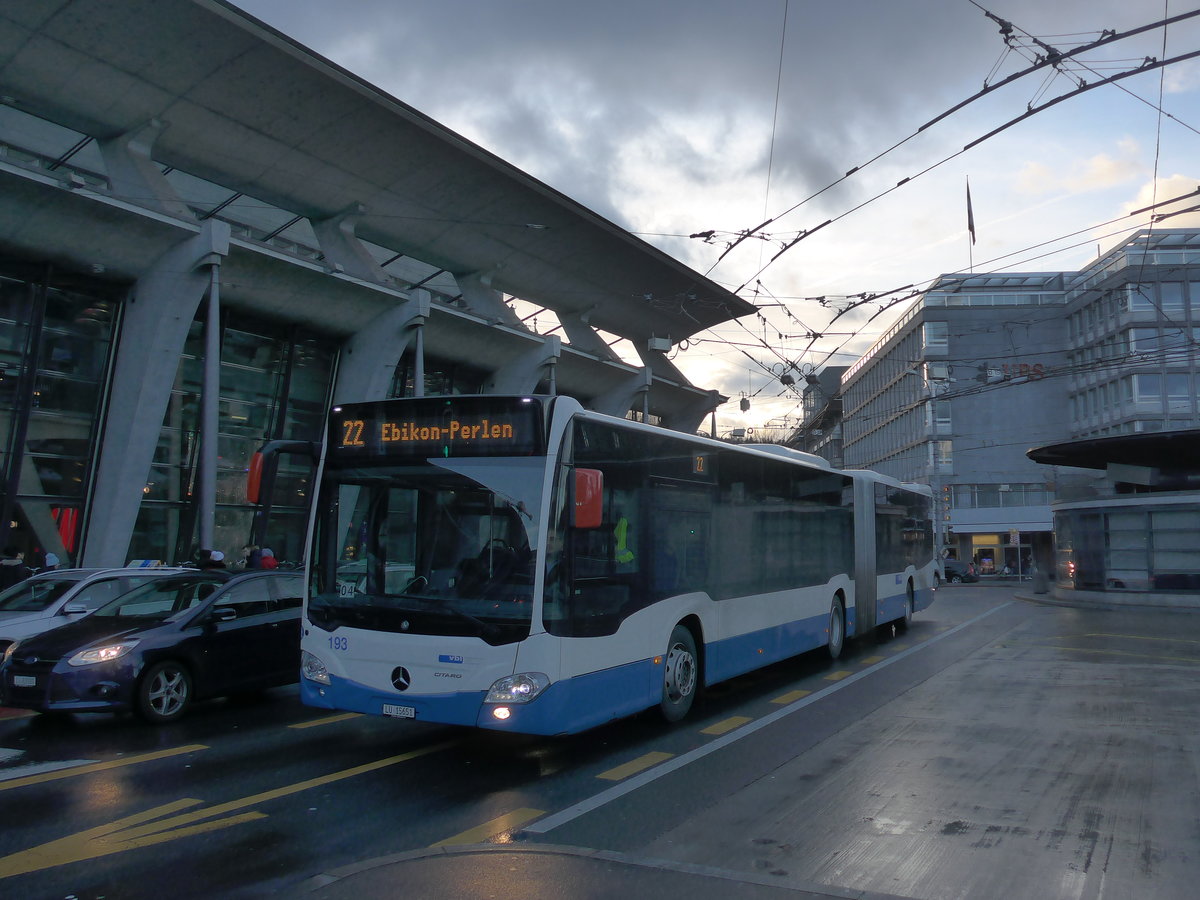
(330, 397, 545, 460)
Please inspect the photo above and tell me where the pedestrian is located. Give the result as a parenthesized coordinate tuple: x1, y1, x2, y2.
(259, 547, 279, 569)
(199, 549, 227, 570)
(242, 544, 263, 569)
(0, 546, 33, 590)
(39, 551, 60, 572)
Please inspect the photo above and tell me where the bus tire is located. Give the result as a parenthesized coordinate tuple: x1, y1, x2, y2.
(827, 599, 845, 660)
(660, 625, 698, 723)
(898, 582, 914, 632)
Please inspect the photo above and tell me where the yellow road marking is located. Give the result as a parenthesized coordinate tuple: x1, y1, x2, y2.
(0, 744, 208, 793)
(289, 712, 362, 729)
(597, 751, 673, 781)
(1086, 633, 1200, 646)
(431, 808, 545, 847)
(701, 716, 752, 735)
(824, 670, 852, 682)
(861, 655, 885, 664)
(771, 689, 811, 704)
(0, 740, 458, 878)
(1047, 645, 1200, 665)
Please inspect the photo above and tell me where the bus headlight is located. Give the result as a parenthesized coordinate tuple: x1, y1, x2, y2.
(301, 650, 331, 685)
(485, 672, 549, 704)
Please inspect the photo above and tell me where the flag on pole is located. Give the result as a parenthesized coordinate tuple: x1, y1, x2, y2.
(966, 178, 976, 245)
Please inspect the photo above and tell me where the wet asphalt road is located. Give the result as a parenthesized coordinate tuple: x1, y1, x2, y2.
(1, 586, 1198, 900)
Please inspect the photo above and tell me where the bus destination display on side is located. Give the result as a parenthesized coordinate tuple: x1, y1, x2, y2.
(329, 396, 546, 460)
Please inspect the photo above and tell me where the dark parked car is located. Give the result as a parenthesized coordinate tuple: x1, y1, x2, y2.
(941, 559, 979, 584)
(0, 570, 304, 723)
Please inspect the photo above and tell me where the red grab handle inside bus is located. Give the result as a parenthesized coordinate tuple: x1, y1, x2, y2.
(574, 468, 603, 529)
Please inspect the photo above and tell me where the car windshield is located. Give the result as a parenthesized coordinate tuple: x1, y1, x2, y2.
(91, 576, 224, 622)
(0, 574, 83, 612)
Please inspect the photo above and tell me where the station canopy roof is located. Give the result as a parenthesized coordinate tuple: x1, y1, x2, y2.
(0, 0, 756, 343)
(1028, 429, 1200, 471)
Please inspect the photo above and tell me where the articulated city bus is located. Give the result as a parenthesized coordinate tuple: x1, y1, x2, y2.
(299, 394, 935, 735)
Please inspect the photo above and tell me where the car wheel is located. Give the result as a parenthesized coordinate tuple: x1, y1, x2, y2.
(950, 574, 963, 584)
(137, 661, 192, 724)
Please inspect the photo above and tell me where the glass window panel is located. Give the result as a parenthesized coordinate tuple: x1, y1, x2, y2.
(1152, 509, 1200, 530)
(1108, 511, 1146, 531)
(1160, 282, 1185, 309)
(1108, 549, 1147, 568)
(1135, 374, 1162, 400)
(1154, 531, 1195, 552)
(1153, 550, 1200, 569)
(1128, 286, 1155, 310)
(976, 486, 1001, 507)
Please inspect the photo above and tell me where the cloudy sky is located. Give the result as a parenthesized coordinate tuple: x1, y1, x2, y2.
(230, 0, 1200, 434)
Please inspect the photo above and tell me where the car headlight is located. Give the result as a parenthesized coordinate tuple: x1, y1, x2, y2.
(301, 650, 331, 685)
(68, 641, 139, 667)
(2, 641, 18, 666)
(485, 672, 549, 704)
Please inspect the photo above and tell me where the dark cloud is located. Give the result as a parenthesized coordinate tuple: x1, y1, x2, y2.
(232, 0, 1167, 232)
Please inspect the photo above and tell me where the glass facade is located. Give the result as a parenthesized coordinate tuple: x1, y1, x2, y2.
(1055, 501, 1200, 593)
(0, 261, 119, 567)
(0, 256, 339, 568)
(128, 313, 336, 566)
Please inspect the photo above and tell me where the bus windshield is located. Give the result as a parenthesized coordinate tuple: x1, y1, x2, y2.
(310, 457, 543, 645)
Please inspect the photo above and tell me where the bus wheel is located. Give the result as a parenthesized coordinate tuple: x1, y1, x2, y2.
(827, 599, 845, 660)
(898, 583, 914, 632)
(660, 625, 698, 723)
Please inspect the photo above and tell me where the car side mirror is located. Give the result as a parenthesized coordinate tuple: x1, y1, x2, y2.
(62, 603, 88, 615)
(211, 607, 237, 622)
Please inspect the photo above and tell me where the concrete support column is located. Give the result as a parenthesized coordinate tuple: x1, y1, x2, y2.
(484, 335, 561, 394)
(557, 309, 623, 362)
(455, 272, 525, 328)
(660, 389, 725, 435)
(197, 265, 221, 551)
(310, 203, 393, 285)
(82, 221, 230, 566)
(333, 291, 431, 404)
(589, 367, 652, 419)
(96, 119, 195, 220)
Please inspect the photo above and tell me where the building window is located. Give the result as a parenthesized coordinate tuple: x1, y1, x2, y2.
(1135, 373, 1162, 402)
(932, 440, 952, 472)
(922, 321, 948, 354)
(1160, 282, 1185, 311)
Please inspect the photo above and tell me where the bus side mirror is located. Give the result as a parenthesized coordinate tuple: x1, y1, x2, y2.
(574, 468, 603, 529)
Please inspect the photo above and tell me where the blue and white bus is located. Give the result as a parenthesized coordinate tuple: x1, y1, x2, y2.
(299, 394, 935, 735)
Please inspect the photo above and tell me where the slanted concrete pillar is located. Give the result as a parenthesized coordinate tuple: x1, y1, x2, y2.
(96, 119, 195, 220)
(333, 291, 431, 404)
(455, 272, 525, 328)
(484, 335, 561, 394)
(82, 221, 230, 566)
(557, 308, 622, 362)
(660, 389, 726, 435)
(589, 367, 652, 419)
(311, 203, 393, 285)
